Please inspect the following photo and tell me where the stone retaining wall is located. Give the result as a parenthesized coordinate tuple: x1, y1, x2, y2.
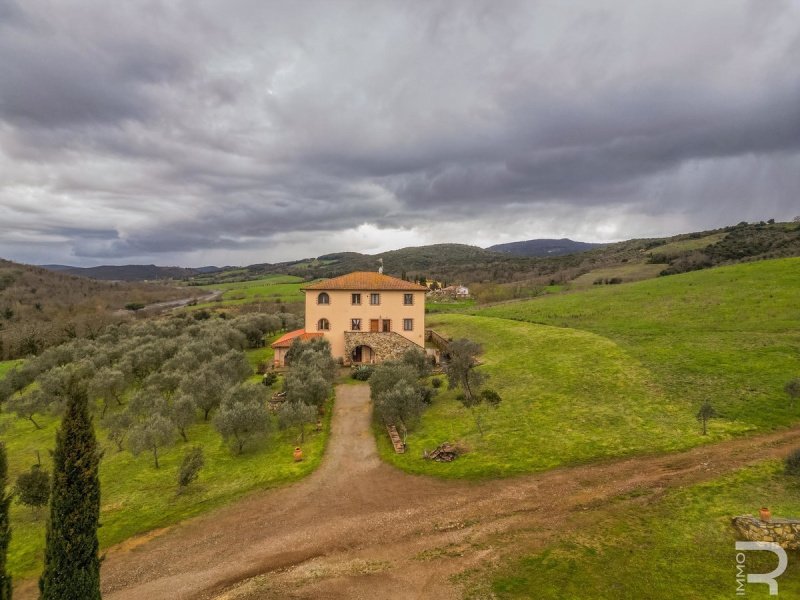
(732, 515, 800, 549)
(344, 331, 419, 364)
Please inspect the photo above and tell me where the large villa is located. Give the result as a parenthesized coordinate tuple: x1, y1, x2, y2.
(271, 271, 428, 367)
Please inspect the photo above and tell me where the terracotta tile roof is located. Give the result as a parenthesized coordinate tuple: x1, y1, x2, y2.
(302, 271, 427, 291)
(270, 329, 323, 348)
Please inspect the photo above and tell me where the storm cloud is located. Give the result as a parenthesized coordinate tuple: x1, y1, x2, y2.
(1, 0, 798, 266)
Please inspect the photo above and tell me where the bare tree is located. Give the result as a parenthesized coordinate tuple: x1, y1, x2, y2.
(696, 401, 717, 435)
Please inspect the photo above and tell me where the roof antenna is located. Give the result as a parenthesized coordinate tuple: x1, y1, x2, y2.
(377, 258, 384, 274)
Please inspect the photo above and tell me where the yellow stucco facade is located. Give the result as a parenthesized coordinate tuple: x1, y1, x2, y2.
(302, 272, 426, 364)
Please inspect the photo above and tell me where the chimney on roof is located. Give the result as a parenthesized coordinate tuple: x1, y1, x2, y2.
(377, 258, 384, 274)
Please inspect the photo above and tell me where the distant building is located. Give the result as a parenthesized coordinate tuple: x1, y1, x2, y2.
(272, 271, 427, 367)
(430, 284, 470, 299)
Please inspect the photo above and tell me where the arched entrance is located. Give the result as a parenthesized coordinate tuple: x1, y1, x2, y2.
(351, 345, 375, 364)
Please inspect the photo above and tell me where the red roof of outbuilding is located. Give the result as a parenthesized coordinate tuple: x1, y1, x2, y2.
(302, 271, 427, 291)
(270, 329, 323, 348)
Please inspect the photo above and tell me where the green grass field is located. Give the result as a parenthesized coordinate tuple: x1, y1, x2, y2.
(491, 460, 800, 599)
(378, 314, 706, 478)
(569, 262, 665, 288)
(477, 258, 800, 431)
(190, 274, 309, 308)
(1, 360, 329, 578)
(378, 258, 800, 479)
(649, 231, 729, 257)
(197, 274, 304, 291)
(0, 359, 22, 380)
(425, 298, 477, 314)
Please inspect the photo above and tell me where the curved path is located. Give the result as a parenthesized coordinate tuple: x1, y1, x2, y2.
(19, 384, 800, 599)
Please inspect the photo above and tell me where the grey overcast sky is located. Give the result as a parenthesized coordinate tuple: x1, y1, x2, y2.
(1, 0, 799, 267)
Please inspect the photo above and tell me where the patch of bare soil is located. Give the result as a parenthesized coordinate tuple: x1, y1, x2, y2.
(15, 384, 800, 600)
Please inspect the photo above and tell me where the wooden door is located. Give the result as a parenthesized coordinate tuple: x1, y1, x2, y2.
(370, 319, 379, 332)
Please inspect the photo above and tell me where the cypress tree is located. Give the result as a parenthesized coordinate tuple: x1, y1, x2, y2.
(39, 385, 101, 600)
(0, 442, 11, 600)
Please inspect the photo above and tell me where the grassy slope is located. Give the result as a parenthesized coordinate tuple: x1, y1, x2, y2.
(491, 461, 800, 599)
(1, 357, 328, 578)
(378, 314, 705, 478)
(0, 359, 22, 379)
(650, 231, 728, 257)
(379, 258, 800, 478)
(477, 258, 800, 431)
(190, 275, 308, 309)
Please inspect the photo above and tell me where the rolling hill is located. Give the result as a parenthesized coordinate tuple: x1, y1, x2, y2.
(0, 258, 200, 359)
(486, 238, 603, 256)
(40, 264, 220, 281)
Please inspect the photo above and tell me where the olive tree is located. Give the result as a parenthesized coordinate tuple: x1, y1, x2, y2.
(102, 410, 134, 452)
(374, 382, 425, 444)
(444, 338, 485, 402)
(456, 388, 502, 437)
(180, 371, 227, 421)
(128, 414, 174, 468)
(284, 365, 330, 409)
(171, 395, 197, 442)
(214, 383, 270, 454)
(88, 367, 127, 417)
(277, 401, 317, 442)
(6, 389, 50, 429)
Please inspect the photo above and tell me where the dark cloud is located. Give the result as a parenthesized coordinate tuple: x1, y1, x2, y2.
(0, 0, 798, 266)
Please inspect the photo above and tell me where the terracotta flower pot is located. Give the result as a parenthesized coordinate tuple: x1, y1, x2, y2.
(293, 447, 303, 462)
(760, 507, 771, 522)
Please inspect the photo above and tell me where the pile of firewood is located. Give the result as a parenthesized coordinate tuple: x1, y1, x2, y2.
(268, 391, 287, 412)
(423, 442, 460, 462)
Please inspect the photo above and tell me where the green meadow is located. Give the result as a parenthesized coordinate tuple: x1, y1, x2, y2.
(0, 359, 22, 380)
(191, 274, 309, 308)
(378, 258, 800, 478)
(650, 231, 729, 257)
(491, 461, 800, 599)
(478, 258, 800, 431)
(378, 314, 703, 478)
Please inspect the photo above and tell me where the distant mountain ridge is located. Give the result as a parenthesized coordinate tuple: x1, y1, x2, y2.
(35, 221, 800, 286)
(486, 238, 603, 257)
(39, 264, 221, 281)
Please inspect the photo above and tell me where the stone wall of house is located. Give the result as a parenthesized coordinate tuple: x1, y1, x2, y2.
(732, 515, 800, 549)
(344, 331, 419, 364)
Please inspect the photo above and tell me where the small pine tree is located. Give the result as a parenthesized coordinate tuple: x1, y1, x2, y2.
(39, 385, 101, 600)
(0, 442, 11, 600)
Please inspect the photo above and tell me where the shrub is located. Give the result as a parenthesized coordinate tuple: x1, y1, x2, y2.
(15, 464, 50, 512)
(480, 388, 502, 405)
(419, 386, 434, 404)
(177, 447, 205, 490)
(431, 377, 442, 389)
(262, 372, 277, 387)
(786, 448, 800, 476)
(351, 365, 374, 381)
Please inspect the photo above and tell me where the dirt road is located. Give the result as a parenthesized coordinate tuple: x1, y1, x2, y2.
(112, 291, 221, 316)
(18, 384, 800, 599)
